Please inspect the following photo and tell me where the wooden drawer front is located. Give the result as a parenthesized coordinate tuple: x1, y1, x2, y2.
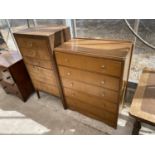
(17, 37, 51, 60)
(64, 87, 117, 114)
(33, 80, 60, 97)
(61, 78, 119, 103)
(0, 81, 22, 98)
(26, 64, 57, 86)
(23, 56, 52, 70)
(59, 66, 120, 91)
(66, 97, 117, 128)
(56, 52, 122, 77)
(1, 69, 15, 85)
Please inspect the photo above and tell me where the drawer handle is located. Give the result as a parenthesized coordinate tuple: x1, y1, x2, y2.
(0, 79, 2, 81)
(101, 65, 105, 69)
(101, 80, 105, 84)
(71, 93, 75, 97)
(70, 83, 73, 87)
(67, 72, 71, 76)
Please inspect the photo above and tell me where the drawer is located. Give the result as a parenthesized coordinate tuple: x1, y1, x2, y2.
(66, 97, 117, 128)
(1, 69, 15, 85)
(33, 80, 60, 97)
(59, 66, 120, 91)
(1, 68, 11, 78)
(64, 87, 117, 114)
(17, 37, 51, 60)
(0, 81, 22, 98)
(55, 52, 122, 77)
(23, 56, 52, 70)
(61, 78, 119, 103)
(26, 64, 57, 86)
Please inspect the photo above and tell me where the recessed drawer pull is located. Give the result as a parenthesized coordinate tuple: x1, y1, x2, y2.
(101, 65, 105, 69)
(6, 76, 11, 79)
(101, 80, 105, 84)
(0, 79, 2, 81)
(67, 72, 71, 76)
(3, 69, 7, 72)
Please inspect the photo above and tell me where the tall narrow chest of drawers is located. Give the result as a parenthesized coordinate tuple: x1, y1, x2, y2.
(54, 38, 133, 128)
(0, 50, 34, 101)
(14, 26, 71, 108)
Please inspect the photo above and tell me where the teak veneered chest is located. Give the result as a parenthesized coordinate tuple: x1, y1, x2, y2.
(14, 26, 71, 108)
(54, 38, 133, 128)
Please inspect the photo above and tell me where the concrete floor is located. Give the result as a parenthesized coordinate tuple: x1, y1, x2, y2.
(0, 86, 155, 135)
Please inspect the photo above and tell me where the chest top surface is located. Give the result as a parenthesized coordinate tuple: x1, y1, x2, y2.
(54, 38, 133, 60)
(0, 50, 22, 68)
(13, 26, 69, 37)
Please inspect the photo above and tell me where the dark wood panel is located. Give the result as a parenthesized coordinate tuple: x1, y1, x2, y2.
(0, 51, 34, 101)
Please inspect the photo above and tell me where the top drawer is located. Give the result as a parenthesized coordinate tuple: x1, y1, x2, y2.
(16, 36, 51, 60)
(55, 52, 123, 77)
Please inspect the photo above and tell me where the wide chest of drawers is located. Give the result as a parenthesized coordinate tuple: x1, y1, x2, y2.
(14, 26, 71, 108)
(55, 38, 133, 128)
(0, 50, 34, 101)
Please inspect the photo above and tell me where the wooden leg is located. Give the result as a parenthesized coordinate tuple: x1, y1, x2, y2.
(132, 120, 141, 135)
(36, 90, 40, 99)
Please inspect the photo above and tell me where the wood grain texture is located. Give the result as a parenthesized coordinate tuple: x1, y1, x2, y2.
(26, 64, 57, 86)
(55, 38, 133, 128)
(61, 77, 119, 103)
(56, 52, 123, 77)
(58, 66, 120, 91)
(23, 56, 52, 69)
(64, 87, 117, 114)
(66, 97, 117, 128)
(14, 26, 71, 108)
(54, 38, 132, 60)
(0, 51, 34, 101)
(33, 80, 60, 97)
(130, 68, 155, 125)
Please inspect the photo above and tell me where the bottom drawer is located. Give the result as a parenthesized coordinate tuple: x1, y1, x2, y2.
(66, 97, 117, 128)
(64, 87, 118, 114)
(33, 80, 60, 97)
(0, 81, 22, 99)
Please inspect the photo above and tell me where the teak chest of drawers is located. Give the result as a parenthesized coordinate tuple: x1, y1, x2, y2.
(0, 50, 34, 101)
(14, 26, 71, 108)
(54, 38, 133, 128)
